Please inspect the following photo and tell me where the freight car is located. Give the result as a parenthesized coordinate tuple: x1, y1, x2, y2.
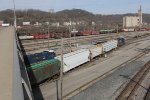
(32, 33, 54, 39)
(78, 31, 92, 36)
(19, 36, 34, 40)
(102, 40, 118, 53)
(27, 59, 60, 84)
(91, 31, 99, 35)
(55, 39, 118, 73)
(99, 29, 114, 34)
(56, 49, 90, 72)
(122, 28, 135, 32)
(26, 39, 125, 85)
(24, 51, 56, 66)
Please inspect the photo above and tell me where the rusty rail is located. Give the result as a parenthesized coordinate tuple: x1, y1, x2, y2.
(117, 61, 150, 100)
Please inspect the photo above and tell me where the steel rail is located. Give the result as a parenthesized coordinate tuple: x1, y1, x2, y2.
(117, 61, 150, 100)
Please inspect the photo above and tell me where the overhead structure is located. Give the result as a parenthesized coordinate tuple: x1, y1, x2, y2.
(0, 27, 33, 100)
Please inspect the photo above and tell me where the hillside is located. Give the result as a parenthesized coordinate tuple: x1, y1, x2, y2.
(0, 9, 150, 28)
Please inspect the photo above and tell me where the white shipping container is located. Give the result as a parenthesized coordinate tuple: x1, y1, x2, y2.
(56, 49, 90, 73)
(90, 46, 103, 59)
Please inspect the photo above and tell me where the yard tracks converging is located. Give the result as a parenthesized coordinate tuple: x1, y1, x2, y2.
(117, 60, 150, 100)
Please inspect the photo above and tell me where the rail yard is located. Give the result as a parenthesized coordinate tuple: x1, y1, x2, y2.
(30, 32, 150, 100)
(1, 1, 150, 99)
(0, 26, 150, 100)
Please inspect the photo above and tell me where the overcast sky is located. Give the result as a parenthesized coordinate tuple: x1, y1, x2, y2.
(0, 0, 149, 14)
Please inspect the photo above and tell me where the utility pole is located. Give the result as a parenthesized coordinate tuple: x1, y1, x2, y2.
(48, 10, 50, 49)
(60, 38, 64, 100)
(13, 0, 17, 29)
(117, 24, 119, 34)
(138, 5, 142, 31)
(69, 18, 72, 52)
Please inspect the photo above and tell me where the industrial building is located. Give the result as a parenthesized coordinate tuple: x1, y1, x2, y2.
(123, 16, 139, 28)
(123, 5, 143, 29)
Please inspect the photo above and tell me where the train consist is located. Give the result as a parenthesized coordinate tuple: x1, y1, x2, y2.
(19, 26, 150, 40)
(18, 30, 119, 40)
(24, 38, 125, 85)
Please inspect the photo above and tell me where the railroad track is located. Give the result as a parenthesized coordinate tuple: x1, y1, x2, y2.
(21, 31, 150, 45)
(22, 35, 117, 53)
(145, 86, 150, 100)
(22, 34, 117, 46)
(22, 33, 150, 54)
(21, 33, 117, 45)
(117, 60, 150, 100)
(63, 46, 150, 100)
(37, 37, 150, 87)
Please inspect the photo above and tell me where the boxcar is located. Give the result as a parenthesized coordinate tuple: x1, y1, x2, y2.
(102, 40, 118, 53)
(24, 51, 56, 66)
(27, 59, 60, 85)
(56, 49, 90, 72)
(89, 45, 103, 59)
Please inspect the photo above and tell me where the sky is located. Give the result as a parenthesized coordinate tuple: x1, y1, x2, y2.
(0, 0, 150, 14)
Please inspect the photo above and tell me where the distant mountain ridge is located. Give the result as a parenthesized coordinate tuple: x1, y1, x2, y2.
(0, 9, 150, 26)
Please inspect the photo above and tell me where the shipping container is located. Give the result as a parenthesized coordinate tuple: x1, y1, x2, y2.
(56, 49, 90, 72)
(27, 59, 60, 84)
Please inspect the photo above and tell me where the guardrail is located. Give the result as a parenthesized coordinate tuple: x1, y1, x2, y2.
(13, 27, 33, 100)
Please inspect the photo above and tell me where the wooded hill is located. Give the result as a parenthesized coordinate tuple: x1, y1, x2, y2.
(0, 9, 150, 29)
